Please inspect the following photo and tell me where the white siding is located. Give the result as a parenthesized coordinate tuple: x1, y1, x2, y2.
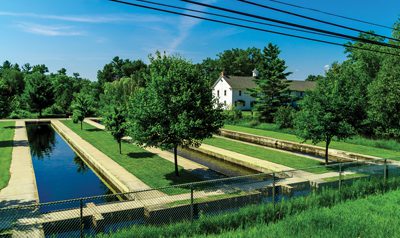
(212, 78, 233, 109)
(232, 89, 254, 110)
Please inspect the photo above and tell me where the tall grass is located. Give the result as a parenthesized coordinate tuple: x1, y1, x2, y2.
(203, 187, 400, 238)
(96, 177, 400, 238)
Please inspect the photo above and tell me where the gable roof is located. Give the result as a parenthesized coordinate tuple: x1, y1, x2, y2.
(216, 76, 316, 92)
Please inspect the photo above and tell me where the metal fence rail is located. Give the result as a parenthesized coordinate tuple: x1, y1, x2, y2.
(0, 158, 399, 238)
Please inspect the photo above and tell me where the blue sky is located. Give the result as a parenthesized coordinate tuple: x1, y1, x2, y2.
(1, 0, 399, 80)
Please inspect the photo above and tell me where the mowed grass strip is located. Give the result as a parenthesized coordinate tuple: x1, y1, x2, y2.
(202, 137, 329, 174)
(62, 121, 201, 194)
(0, 121, 15, 190)
(203, 189, 400, 238)
(224, 125, 400, 159)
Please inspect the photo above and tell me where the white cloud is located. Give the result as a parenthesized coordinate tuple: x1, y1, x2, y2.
(167, 0, 218, 53)
(324, 64, 330, 72)
(16, 22, 84, 36)
(0, 11, 173, 24)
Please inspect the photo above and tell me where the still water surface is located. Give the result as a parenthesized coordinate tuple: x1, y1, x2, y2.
(26, 123, 114, 205)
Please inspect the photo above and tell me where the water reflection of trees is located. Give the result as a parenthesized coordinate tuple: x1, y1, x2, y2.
(73, 155, 89, 174)
(26, 123, 56, 159)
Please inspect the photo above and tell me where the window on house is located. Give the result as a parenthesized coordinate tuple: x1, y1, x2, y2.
(239, 90, 242, 96)
(217, 90, 220, 97)
(224, 90, 227, 96)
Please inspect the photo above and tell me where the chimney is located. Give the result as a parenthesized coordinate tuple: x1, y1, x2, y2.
(252, 69, 259, 77)
(220, 71, 226, 77)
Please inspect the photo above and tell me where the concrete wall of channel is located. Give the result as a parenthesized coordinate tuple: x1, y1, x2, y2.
(220, 129, 380, 162)
(50, 120, 129, 195)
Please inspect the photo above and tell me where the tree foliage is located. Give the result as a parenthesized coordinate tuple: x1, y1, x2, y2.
(24, 72, 54, 117)
(248, 43, 292, 122)
(367, 51, 400, 138)
(97, 56, 147, 87)
(72, 92, 94, 129)
(129, 53, 224, 176)
(104, 106, 127, 154)
(295, 73, 355, 164)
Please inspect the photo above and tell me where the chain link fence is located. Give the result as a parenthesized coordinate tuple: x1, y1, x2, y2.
(0, 158, 398, 238)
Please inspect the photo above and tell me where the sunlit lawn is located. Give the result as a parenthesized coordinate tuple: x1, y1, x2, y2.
(203, 137, 329, 174)
(62, 120, 201, 195)
(0, 121, 15, 190)
(224, 125, 400, 159)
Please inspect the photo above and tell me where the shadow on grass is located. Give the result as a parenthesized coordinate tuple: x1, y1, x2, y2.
(84, 128, 103, 132)
(127, 152, 157, 159)
(3, 126, 23, 129)
(164, 170, 202, 186)
(0, 140, 14, 148)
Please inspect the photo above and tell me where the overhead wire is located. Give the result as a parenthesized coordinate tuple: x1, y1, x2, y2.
(237, 0, 400, 43)
(135, 0, 345, 39)
(181, 0, 400, 50)
(267, 0, 398, 31)
(109, 0, 400, 57)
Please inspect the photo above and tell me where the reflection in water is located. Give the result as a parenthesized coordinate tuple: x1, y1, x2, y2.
(26, 123, 55, 159)
(73, 155, 89, 174)
(26, 123, 117, 208)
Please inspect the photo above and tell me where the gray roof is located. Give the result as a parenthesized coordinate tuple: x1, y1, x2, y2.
(221, 76, 316, 92)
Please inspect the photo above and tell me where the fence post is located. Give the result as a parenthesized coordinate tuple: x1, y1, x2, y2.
(80, 199, 84, 238)
(190, 184, 194, 222)
(384, 159, 388, 182)
(384, 159, 388, 192)
(272, 172, 276, 209)
(338, 163, 342, 193)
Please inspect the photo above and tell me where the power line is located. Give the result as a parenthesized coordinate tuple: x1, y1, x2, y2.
(135, 0, 343, 39)
(268, 0, 398, 31)
(109, 0, 400, 57)
(181, 0, 400, 50)
(238, 0, 400, 42)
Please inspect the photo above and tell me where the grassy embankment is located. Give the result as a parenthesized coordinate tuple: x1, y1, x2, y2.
(224, 124, 400, 159)
(203, 137, 330, 174)
(203, 188, 400, 238)
(96, 177, 400, 238)
(0, 121, 15, 190)
(62, 121, 201, 195)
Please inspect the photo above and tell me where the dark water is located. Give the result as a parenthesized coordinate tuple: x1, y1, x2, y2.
(178, 148, 258, 177)
(26, 123, 115, 208)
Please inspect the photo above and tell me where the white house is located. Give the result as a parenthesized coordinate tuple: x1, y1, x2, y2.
(212, 69, 316, 110)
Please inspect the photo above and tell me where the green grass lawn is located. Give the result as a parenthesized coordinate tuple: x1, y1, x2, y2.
(203, 137, 330, 174)
(204, 188, 400, 238)
(224, 125, 400, 159)
(62, 120, 201, 195)
(0, 121, 15, 190)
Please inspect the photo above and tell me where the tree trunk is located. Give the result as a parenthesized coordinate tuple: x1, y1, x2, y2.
(325, 137, 331, 165)
(174, 145, 179, 177)
(39, 109, 42, 118)
(119, 141, 122, 155)
(80, 121, 83, 130)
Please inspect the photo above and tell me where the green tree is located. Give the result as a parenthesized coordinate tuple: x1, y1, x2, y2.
(305, 74, 324, 81)
(104, 106, 127, 154)
(295, 76, 354, 164)
(129, 53, 224, 176)
(0, 80, 11, 118)
(24, 72, 54, 117)
(248, 43, 292, 122)
(72, 92, 93, 130)
(217, 47, 261, 76)
(97, 57, 148, 87)
(52, 69, 77, 115)
(367, 51, 400, 138)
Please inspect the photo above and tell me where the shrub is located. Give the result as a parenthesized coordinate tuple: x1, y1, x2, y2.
(274, 106, 296, 129)
(223, 106, 243, 122)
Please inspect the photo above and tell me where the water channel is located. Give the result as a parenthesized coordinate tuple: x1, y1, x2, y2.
(26, 123, 115, 208)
